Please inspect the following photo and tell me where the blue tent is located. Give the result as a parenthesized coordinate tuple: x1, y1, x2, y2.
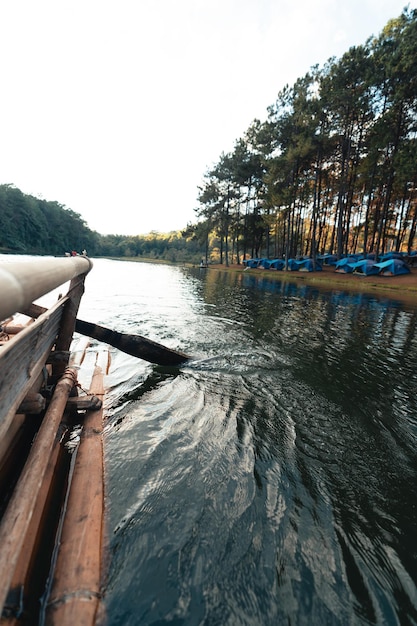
(374, 259, 411, 276)
(297, 258, 322, 272)
(380, 251, 404, 261)
(352, 260, 380, 275)
(268, 259, 285, 270)
(335, 258, 355, 273)
(259, 258, 285, 270)
(259, 259, 271, 269)
(318, 254, 338, 266)
(285, 258, 301, 271)
(243, 258, 262, 268)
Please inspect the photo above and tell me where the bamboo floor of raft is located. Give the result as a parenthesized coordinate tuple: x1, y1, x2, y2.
(0, 331, 110, 626)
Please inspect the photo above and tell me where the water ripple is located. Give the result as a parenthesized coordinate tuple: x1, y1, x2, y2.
(77, 260, 417, 625)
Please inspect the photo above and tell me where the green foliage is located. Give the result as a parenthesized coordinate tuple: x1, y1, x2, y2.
(0, 184, 209, 263)
(196, 7, 417, 261)
(0, 184, 101, 256)
(98, 230, 209, 264)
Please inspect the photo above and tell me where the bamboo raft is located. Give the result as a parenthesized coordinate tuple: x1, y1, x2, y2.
(0, 256, 108, 626)
(0, 256, 190, 625)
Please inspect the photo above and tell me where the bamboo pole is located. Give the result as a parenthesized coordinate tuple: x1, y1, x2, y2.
(45, 353, 109, 626)
(2, 425, 64, 625)
(0, 367, 78, 615)
(53, 273, 88, 377)
(0, 257, 92, 322)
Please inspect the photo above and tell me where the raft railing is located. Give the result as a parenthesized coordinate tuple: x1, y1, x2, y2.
(0, 256, 107, 625)
(0, 256, 93, 442)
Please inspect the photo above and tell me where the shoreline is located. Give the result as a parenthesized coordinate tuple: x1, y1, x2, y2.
(207, 263, 417, 308)
(105, 256, 417, 308)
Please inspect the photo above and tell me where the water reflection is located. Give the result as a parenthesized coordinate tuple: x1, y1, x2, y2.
(75, 261, 417, 625)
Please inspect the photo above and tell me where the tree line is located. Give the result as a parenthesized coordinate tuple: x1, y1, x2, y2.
(192, 8, 417, 265)
(0, 184, 206, 263)
(0, 185, 101, 256)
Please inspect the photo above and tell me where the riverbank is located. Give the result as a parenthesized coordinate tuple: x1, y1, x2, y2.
(208, 263, 417, 307)
(108, 256, 417, 307)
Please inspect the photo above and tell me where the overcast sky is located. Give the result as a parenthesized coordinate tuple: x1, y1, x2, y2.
(0, 0, 415, 236)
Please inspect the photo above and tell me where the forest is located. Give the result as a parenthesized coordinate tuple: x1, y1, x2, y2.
(0, 184, 204, 263)
(1, 9, 416, 267)
(192, 8, 417, 265)
(0, 184, 101, 256)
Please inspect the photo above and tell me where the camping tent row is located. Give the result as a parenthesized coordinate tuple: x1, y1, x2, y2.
(335, 258, 410, 276)
(243, 255, 411, 276)
(322, 251, 413, 275)
(318, 251, 417, 267)
(243, 258, 322, 272)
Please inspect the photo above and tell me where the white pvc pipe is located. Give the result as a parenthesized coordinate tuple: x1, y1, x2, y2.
(0, 256, 93, 322)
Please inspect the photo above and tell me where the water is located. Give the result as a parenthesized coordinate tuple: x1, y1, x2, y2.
(12, 257, 417, 625)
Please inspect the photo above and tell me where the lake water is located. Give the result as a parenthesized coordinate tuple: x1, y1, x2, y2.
(10, 256, 417, 625)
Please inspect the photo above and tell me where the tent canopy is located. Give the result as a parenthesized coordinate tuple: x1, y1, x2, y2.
(374, 259, 411, 276)
(352, 260, 380, 275)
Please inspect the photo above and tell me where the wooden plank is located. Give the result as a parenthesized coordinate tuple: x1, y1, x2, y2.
(45, 355, 107, 626)
(0, 414, 26, 487)
(22, 303, 190, 366)
(16, 392, 46, 414)
(0, 367, 78, 615)
(1, 421, 64, 624)
(0, 298, 67, 442)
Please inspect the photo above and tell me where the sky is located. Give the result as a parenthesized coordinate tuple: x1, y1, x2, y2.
(1, 0, 415, 236)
